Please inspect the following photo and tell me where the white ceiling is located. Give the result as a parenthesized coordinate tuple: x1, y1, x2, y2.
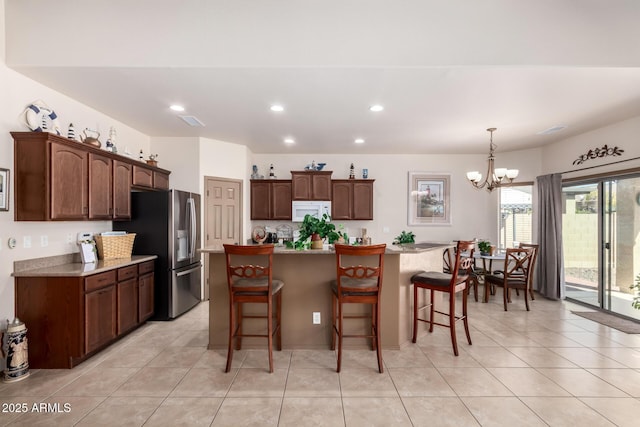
(5, 0, 640, 154)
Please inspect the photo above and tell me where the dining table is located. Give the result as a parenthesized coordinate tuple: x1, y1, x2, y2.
(474, 251, 506, 303)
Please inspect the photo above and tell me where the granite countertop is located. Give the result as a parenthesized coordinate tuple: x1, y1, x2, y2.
(12, 255, 158, 277)
(199, 242, 452, 255)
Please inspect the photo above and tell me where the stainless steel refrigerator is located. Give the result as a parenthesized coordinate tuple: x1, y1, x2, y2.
(114, 189, 201, 320)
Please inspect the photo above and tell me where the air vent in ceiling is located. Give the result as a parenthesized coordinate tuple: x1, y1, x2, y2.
(537, 125, 567, 135)
(179, 115, 205, 127)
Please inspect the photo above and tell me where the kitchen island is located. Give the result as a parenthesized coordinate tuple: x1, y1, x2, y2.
(201, 243, 451, 350)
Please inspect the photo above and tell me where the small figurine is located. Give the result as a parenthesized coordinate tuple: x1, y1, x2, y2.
(349, 163, 355, 179)
(106, 126, 118, 153)
(67, 123, 76, 140)
(251, 165, 260, 179)
(311, 160, 316, 171)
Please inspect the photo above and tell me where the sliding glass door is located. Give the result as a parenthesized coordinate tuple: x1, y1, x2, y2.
(563, 175, 640, 320)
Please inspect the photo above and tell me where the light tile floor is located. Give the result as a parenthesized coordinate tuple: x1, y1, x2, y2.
(2, 294, 640, 426)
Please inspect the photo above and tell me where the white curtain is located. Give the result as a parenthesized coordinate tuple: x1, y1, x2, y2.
(535, 173, 565, 300)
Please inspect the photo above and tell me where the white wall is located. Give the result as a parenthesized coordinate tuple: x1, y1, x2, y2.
(249, 150, 543, 247)
(150, 137, 201, 193)
(541, 116, 640, 178)
(0, 0, 152, 321)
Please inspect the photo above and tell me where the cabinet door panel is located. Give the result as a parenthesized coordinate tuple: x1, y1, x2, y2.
(353, 181, 374, 220)
(138, 273, 154, 322)
(113, 160, 132, 219)
(250, 181, 271, 220)
(51, 142, 88, 219)
(312, 174, 332, 200)
(331, 181, 352, 220)
(85, 285, 117, 354)
(132, 165, 153, 188)
(88, 153, 113, 219)
(153, 171, 170, 190)
(117, 278, 138, 334)
(291, 174, 311, 200)
(271, 181, 292, 220)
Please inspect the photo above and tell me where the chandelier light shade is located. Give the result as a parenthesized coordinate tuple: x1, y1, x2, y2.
(466, 127, 519, 192)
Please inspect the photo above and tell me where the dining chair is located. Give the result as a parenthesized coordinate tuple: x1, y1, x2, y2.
(484, 247, 534, 311)
(223, 244, 283, 373)
(444, 245, 479, 302)
(331, 243, 387, 373)
(519, 243, 539, 300)
(410, 240, 475, 356)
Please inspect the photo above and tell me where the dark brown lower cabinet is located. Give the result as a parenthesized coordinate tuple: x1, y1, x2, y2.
(15, 260, 155, 368)
(85, 283, 117, 354)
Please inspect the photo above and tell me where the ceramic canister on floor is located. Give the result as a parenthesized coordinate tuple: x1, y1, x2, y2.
(1, 318, 30, 383)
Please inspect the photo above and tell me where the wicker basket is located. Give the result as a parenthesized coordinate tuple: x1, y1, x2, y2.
(94, 233, 136, 260)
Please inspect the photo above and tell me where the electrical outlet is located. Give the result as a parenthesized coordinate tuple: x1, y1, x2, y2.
(312, 312, 321, 325)
(41, 235, 48, 247)
(383, 226, 390, 233)
(24, 236, 32, 248)
(66, 234, 74, 244)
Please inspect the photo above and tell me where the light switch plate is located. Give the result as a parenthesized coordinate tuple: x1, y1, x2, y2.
(24, 236, 32, 248)
(313, 312, 321, 325)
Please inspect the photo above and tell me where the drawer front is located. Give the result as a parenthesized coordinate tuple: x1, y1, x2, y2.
(117, 265, 138, 281)
(85, 270, 117, 293)
(138, 260, 155, 275)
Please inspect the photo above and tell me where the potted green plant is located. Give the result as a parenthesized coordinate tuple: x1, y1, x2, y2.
(478, 240, 492, 256)
(297, 214, 339, 249)
(393, 230, 416, 245)
(631, 274, 640, 310)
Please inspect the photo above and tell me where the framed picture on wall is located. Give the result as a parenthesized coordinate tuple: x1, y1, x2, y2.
(0, 168, 9, 212)
(408, 172, 451, 225)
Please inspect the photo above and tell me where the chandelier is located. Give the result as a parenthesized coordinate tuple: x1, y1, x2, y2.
(466, 127, 518, 192)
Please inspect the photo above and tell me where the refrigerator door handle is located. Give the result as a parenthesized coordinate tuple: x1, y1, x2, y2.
(176, 265, 202, 277)
(188, 197, 196, 259)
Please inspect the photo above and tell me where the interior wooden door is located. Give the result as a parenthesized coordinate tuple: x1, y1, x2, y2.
(204, 177, 242, 300)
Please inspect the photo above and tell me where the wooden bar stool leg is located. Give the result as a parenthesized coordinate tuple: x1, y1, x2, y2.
(236, 303, 243, 350)
(267, 300, 274, 373)
(225, 299, 235, 373)
(429, 289, 435, 332)
(337, 303, 343, 373)
(463, 284, 472, 346)
(331, 294, 337, 350)
(370, 304, 376, 351)
(449, 292, 458, 356)
(412, 284, 419, 343)
(375, 302, 383, 373)
(276, 292, 282, 351)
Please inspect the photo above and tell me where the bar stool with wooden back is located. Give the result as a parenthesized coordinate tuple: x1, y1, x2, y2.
(444, 245, 480, 302)
(331, 243, 387, 373)
(410, 240, 475, 356)
(484, 247, 534, 311)
(223, 243, 283, 373)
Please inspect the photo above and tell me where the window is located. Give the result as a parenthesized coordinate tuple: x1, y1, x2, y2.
(498, 185, 533, 249)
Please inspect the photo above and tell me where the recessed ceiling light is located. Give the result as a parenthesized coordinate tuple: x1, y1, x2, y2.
(170, 104, 185, 112)
(369, 104, 384, 112)
(354, 138, 365, 144)
(270, 105, 284, 112)
(284, 138, 295, 144)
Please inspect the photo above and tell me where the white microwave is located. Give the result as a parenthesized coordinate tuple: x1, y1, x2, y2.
(292, 201, 332, 222)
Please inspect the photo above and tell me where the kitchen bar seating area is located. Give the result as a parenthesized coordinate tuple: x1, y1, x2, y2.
(2, 297, 640, 426)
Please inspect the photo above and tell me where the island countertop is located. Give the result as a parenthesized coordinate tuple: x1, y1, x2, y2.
(199, 241, 452, 255)
(204, 242, 451, 350)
